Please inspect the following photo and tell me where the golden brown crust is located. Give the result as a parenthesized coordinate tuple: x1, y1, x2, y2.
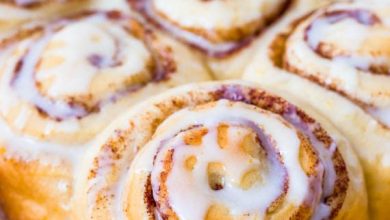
(0, 156, 72, 220)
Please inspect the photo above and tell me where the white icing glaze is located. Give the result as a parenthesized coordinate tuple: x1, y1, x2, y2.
(143, 0, 237, 54)
(137, 0, 286, 55)
(2, 13, 151, 120)
(37, 16, 150, 97)
(136, 100, 328, 218)
(286, 1, 390, 127)
(307, 13, 390, 74)
(154, 126, 285, 219)
(152, 0, 284, 30)
(0, 4, 149, 171)
(0, 11, 161, 144)
(12, 26, 88, 119)
(307, 19, 368, 52)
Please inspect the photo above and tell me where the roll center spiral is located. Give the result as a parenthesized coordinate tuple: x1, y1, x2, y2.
(305, 9, 390, 75)
(148, 100, 306, 219)
(0, 11, 176, 123)
(34, 18, 152, 103)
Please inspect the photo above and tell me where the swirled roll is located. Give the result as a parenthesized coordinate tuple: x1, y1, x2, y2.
(0, 10, 211, 220)
(128, 0, 331, 79)
(73, 81, 367, 219)
(243, 1, 390, 218)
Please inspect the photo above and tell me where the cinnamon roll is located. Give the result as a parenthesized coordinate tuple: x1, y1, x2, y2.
(128, 0, 331, 79)
(0, 10, 211, 220)
(73, 82, 367, 219)
(243, 1, 390, 218)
